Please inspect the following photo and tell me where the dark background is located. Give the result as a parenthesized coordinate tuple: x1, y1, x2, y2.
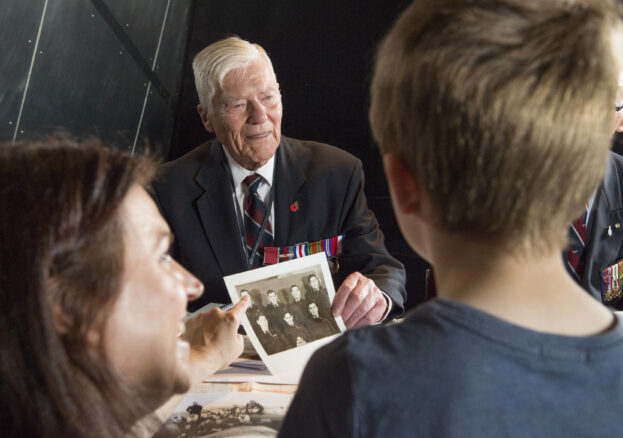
(1, 0, 428, 310)
(1, 0, 192, 153)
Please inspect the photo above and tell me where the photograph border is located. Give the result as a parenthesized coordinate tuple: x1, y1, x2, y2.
(224, 253, 345, 378)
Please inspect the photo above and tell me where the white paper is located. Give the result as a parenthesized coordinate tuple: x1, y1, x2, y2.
(207, 365, 301, 385)
(224, 253, 346, 379)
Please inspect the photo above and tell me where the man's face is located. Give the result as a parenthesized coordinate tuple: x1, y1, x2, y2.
(103, 186, 203, 411)
(308, 303, 319, 318)
(283, 313, 294, 325)
(268, 292, 278, 306)
(200, 57, 282, 171)
(290, 286, 301, 301)
(257, 315, 268, 331)
(309, 276, 319, 290)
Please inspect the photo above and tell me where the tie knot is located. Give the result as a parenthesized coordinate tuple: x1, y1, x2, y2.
(243, 173, 263, 194)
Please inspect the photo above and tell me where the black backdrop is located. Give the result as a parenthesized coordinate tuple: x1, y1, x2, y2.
(170, 0, 428, 310)
(1, 0, 192, 153)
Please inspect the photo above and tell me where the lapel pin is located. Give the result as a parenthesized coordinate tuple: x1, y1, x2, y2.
(290, 201, 299, 212)
(608, 225, 613, 237)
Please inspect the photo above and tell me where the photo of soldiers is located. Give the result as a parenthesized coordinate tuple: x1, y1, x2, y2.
(232, 264, 344, 357)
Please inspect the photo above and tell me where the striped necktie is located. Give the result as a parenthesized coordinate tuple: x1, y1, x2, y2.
(566, 209, 588, 282)
(243, 174, 273, 268)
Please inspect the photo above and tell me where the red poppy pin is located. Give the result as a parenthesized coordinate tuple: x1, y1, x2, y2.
(290, 201, 299, 212)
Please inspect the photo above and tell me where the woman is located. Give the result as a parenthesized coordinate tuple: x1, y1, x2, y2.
(0, 137, 248, 437)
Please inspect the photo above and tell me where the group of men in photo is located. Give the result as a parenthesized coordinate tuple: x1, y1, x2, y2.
(240, 273, 341, 355)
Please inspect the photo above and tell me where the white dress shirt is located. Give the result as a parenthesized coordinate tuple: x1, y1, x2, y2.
(222, 145, 276, 237)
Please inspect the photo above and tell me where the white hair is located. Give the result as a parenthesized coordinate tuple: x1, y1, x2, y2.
(192, 36, 276, 113)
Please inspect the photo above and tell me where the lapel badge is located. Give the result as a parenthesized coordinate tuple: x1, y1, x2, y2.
(290, 201, 299, 212)
(608, 225, 613, 237)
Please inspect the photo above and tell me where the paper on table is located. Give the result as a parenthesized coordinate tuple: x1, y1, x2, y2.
(163, 392, 294, 437)
(207, 362, 300, 385)
(231, 358, 266, 370)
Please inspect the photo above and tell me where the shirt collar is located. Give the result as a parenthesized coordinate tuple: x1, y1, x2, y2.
(221, 143, 275, 188)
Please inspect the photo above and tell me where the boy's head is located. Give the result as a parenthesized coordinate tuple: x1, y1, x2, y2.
(370, 0, 622, 253)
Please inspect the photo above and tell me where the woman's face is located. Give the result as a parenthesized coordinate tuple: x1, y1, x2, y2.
(102, 186, 203, 410)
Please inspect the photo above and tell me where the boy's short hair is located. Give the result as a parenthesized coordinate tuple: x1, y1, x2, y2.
(370, 0, 622, 251)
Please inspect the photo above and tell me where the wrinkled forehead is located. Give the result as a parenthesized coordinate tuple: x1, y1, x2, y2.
(218, 58, 278, 97)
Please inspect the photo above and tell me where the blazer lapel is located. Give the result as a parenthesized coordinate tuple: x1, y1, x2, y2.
(274, 137, 308, 246)
(194, 141, 248, 274)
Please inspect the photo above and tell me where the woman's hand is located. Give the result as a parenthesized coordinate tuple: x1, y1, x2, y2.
(183, 296, 250, 382)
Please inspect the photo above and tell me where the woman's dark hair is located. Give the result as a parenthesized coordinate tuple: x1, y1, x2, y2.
(0, 136, 157, 436)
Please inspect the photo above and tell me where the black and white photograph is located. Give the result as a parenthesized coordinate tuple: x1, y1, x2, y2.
(236, 268, 340, 355)
(161, 392, 293, 438)
(224, 253, 345, 377)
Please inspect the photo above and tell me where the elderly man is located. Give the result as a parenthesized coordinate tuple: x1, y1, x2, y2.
(152, 36, 406, 328)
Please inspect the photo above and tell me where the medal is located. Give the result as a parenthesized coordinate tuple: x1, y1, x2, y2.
(263, 235, 344, 269)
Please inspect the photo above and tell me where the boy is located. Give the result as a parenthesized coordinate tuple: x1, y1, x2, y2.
(279, 0, 623, 436)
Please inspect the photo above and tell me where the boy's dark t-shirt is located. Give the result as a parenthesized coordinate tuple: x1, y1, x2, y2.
(279, 299, 623, 437)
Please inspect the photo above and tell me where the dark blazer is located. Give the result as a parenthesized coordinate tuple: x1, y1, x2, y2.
(579, 152, 623, 308)
(152, 137, 406, 314)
